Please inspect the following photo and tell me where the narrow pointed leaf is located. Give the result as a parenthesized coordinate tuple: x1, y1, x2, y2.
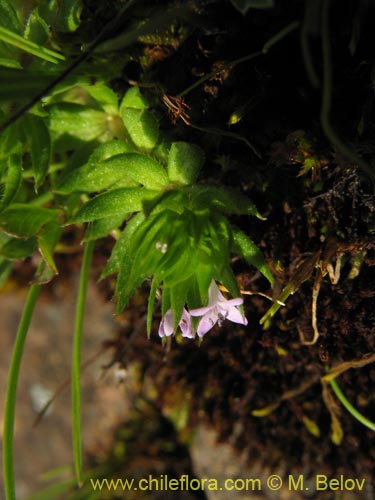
(37, 222, 62, 276)
(232, 227, 274, 284)
(147, 276, 161, 337)
(0, 146, 22, 212)
(101, 212, 144, 278)
(23, 114, 51, 189)
(190, 185, 263, 218)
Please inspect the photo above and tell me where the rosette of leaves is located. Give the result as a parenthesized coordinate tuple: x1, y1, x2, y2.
(58, 87, 273, 335)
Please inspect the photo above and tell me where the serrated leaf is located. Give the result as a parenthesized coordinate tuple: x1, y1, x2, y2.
(0, 204, 59, 237)
(190, 185, 263, 218)
(167, 142, 204, 185)
(84, 213, 128, 241)
(23, 114, 51, 189)
(0, 236, 37, 259)
(120, 87, 149, 110)
(121, 108, 158, 150)
(57, 152, 168, 194)
(54, 0, 83, 32)
(24, 9, 49, 45)
(0, 146, 22, 211)
(232, 228, 274, 284)
(69, 188, 159, 223)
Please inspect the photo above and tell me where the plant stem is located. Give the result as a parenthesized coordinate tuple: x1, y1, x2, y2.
(3, 263, 43, 500)
(329, 378, 375, 432)
(71, 240, 94, 487)
(0, 27, 65, 63)
(320, 0, 375, 185)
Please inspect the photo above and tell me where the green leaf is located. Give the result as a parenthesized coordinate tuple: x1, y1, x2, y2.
(232, 227, 274, 284)
(0, 146, 22, 212)
(101, 212, 144, 278)
(48, 103, 109, 151)
(121, 108, 159, 150)
(88, 140, 136, 163)
(23, 114, 51, 189)
(84, 213, 128, 242)
(230, 0, 274, 14)
(0, 119, 22, 159)
(37, 222, 62, 276)
(170, 279, 188, 330)
(190, 185, 263, 218)
(217, 266, 242, 304)
(57, 152, 168, 194)
(0, 205, 59, 237)
(24, 9, 49, 45)
(69, 188, 159, 223)
(0, 0, 20, 33)
(53, 0, 83, 32)
(86, 83, 119, 114)
(167, 142, 204, 185)
(0, 237, 37, 259)
(147, 276, 161, 337)
(120, 87, 149, 110)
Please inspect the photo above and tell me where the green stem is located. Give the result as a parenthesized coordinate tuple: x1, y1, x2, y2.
(178, 20, 299, 99)
(329, 378, 375, 432)
(320, 0, 375, 184)
(0, 26, 65, 64)
(71, 240, 94, 487)
(3, 263, 43, 500)
(300, 0, 320, 88)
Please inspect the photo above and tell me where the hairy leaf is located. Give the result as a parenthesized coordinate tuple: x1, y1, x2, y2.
(0, 146, 22, 212)
(57, 153, 168, 194)
(189, 185, 263, 218)
(84, 213, 128, 242)
(23, 114, 51, 189)
(0, 205, 59, 237)
(232, 227, 274, 284)
(69, 188, 159, 223)
(121, 108, 158, 150)
(167, 142, 204, 185)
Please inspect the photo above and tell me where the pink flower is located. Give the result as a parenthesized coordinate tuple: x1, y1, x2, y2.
(158, 308, 194, 338)
(190, 280, 247, 337)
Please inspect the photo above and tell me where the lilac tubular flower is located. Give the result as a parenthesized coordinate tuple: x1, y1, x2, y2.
(190, 280, 248, 337)
(158, 308, 194, 338)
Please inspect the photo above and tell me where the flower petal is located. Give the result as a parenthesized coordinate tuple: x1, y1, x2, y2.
(225, 297, 243, 307)
(225, 306, 248, 325)
(197, 310, 218, 337)
(158, 309, 175, 337)
(179, 308, 194, 338)
(190, 305, 213, 316)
